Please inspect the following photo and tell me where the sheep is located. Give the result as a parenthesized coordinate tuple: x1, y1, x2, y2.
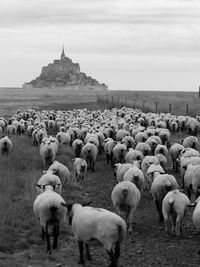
(39, 138, 58, 170)
(145, 137, 158, 155)
(151, 174, 178, 222)
(36, 172, 62, 194)
(135, 131, 148, 143)
(141, 155, 160, 187)
(104, 139, 116, 165)
(121, 136, 135, 150)
(72, 139, 84, 157)
(111, 180, 140, 233)
(47, 160, 71, 185)
(169, 143, 184, 172)
(123, 165, 145, 192)
(135, 142, 151, 157)
(125, 148, 144, 163)
(182, 136, 199, 150)
(162, 189, 190, 236)
(179, 156, 200, 188)
(158, 129, 170, 148)
(73, 158, 88, 184)
(184, 164, 200, 200)
(69, 203, 126, 266)
(146, 164, 165, 191)
(35, 129, 47, 146)
(192, 197, 200, 248)
(155, 153, 167, 172)
(187, 117, 199, 136)
(116, 129, 130, 142)
(33, 190, 67, 253)
(113, 143, 127, 164)
(154, 144, 168, 157)
(0, 136, 12, 155)
(81, 143, 98, 172)
(56, 132, 71, 148)
(113, 163, 133, 183)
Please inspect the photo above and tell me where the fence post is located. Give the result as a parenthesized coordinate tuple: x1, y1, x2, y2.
(143, 100, 145, 112)
(169, 103, 171, 114)
(133, 99, 136, 109)
(199, 86, 200, 98)
(186, 103, 189, 115)
(155, 102, 158, 113)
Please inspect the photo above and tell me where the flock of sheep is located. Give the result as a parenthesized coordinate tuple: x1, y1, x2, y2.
(1, 107, 200, 266)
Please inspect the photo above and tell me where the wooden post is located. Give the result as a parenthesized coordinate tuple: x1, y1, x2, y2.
(155, 102, 158, 113)
(124, 97, 127, 106)
(169, 103, 171, 114)
(199, 86, 200, 98)
(143, 100, 145, 112)
(133, 99, 136, 109)
(186, 103, 189, 115)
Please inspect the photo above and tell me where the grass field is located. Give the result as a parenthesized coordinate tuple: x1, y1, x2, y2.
(0, 87, 200, 266)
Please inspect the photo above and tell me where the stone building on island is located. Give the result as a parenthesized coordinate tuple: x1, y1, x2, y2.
(23, 47, 108, 90)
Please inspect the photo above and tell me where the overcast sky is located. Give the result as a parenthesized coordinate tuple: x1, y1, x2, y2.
(1, 0, 200, 91)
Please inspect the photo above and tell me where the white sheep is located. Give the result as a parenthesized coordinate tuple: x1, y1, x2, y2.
(182, 136, 199, 150)
(69, 203, 126, 266)
(180, 156, 200, 188)
(0, 136, 12, 155)
(184, 164, 200, 200)
(162, 189, 190, 236)
(104, 139, 116, 165)
(111, 180, 140, 233)
(33, 190, 67, 253)
(154, 144, 168, 157)
(135, 131, 148, 143)
(123, 165, 145, 192)
(141, 155, 160, 187)
(146, 163, 165, 191)
(121, 136, 135, 150)
(36, 172, 62, 194)
(135, 142, 151, 157)
(169, 143, 184, 172)
(151, 174, 178, 222)
(145, 137, 158, 155)
(39, 138, 58, 170)
(158, 129, 170, 148)
(81, 143, 98, 172)
(73, 158, 88, 184)
(56, 131, 71, 148)
(113, 143, 127, 164)
(47, 160, 71, 185)
(113, 163, 133, 183)
(72, 139, 84, 157)
(125, 148, 144, 163)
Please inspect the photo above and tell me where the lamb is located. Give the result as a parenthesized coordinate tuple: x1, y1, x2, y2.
(47, 160, 71, 185)
(0, 136, 12, 155)
(36, 171, 62, 194)
(169, 143, 184, 172)
(69, 203, 126, 266)
(73, 158, 88, 184)
(72, 139, 84, 157)
(162, 189, 190, 236)
(113, 143, 127, 164)
(123, 165, 145, 192)
(151, 174, 178, 222)
(184, 164, 200, 199)
(135, 142, 151, 156)
(182, 136, 199, 150)
(33, 190, 67, 253)
(111, 180, 140, 233)
(81, 143, 98, 172)
(39, 138, 58, 170)
(125, 148, 144, 163)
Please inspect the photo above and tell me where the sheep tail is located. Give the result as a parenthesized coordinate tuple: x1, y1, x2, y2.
(122, 188, 128, 201)
(117, 224, 125, 242)
(169, 197, 174, 213)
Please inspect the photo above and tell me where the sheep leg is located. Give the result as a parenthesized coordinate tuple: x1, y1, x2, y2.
(126, 207, 133, 233)
(92, 161, 95, 172)
(85, 244, 91, 261)
(164, 218, 170, 235)
(106, 249, 118, 267)
(155, 200, 163, 222)
(187, 188, 191, 200)
(52, 222, 59, 249)
(45, 223, 51, 253)
(175, 216, 181, 237)
(78, 241, 85, 264)
(41, 227, 45, 240)
(115, 241, 120, 260)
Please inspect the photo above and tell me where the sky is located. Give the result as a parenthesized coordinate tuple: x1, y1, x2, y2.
(1, 0, 200, 91)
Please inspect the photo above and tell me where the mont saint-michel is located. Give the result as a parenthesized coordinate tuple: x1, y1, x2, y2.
(23, 47, 108, 90)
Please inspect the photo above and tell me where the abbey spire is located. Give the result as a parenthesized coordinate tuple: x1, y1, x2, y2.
(61, 45, 65, 60)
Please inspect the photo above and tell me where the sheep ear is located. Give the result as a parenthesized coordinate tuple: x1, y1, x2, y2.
(43, 170, 47, 174)
(72, 158, 76, 162)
